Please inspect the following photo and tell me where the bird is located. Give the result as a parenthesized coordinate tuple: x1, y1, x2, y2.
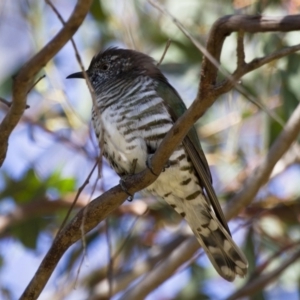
(67, 47, 248, 281)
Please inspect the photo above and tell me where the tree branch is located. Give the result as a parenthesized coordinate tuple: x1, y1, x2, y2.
(0, 0, 93, 167)
(200, 14, 300, 107)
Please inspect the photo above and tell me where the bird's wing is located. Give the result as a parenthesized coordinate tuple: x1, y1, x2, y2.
(156, 80, 231, 235)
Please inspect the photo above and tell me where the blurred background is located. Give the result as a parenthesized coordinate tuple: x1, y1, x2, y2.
(0, 0, 300, 299)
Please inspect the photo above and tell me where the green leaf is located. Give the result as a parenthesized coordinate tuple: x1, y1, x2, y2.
(281, 72, 299, 121)
(46, 171, 76, 195)
(0, 169, 76, 205)
(244, 228, 256, 275)
(11, 216, 50, 249)
(286, 53, 300, 74)
(90, 0, 107, 22)
(0, 169, 47, 204)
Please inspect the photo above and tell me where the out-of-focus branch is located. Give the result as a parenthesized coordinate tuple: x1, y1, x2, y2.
(20, 13, 300, 300)
(0, 0, 93, 167)
(0, 196, 88, 235)
(22, 115, 93, 158)
(271, 143, 300, 178)
(120, 236, 199, 300)
(0, 196, 147, 237)
(245, 198, 300, 225)
(226, 102, 300, 219)
(225, 143, 300, 195)
(250, 239, 300, 277)
(226, 249, 300, 300)
(89, 235, 186, 299)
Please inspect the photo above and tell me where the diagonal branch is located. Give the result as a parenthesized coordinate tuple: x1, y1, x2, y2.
(0, 0, 93, 167)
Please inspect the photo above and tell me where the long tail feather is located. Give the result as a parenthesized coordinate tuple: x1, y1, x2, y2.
(183, 197, 248, 281)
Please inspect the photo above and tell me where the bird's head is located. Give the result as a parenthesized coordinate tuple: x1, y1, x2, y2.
(67, 47, 165, 90)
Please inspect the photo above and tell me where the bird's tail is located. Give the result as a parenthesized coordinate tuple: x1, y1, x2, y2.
(184, 199, 248, 281)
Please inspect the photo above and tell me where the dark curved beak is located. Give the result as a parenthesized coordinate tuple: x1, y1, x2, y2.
(66, 71, 85, 79)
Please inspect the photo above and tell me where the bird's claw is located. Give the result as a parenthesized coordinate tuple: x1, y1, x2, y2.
(120, 177, 134, 202)
(162, 160, 171, 172)
(119, 158, 137, 202)
(146, 155, 170, 176)
(146, 155, 159, 176)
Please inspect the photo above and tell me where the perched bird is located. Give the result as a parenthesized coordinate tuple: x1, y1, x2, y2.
(67, 47, 248, 281)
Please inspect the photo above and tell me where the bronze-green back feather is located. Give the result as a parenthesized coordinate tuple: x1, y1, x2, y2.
(156, 80, 231, 235)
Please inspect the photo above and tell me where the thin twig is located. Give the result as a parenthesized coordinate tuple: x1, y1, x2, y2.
(45, 0, 96, 102)
(0, 196, 88, 235)
(23, 116, 92, 158)
(0, 97, 30, 109)
(251, 239, 300, 277)
(105, 219, 113, 300)
(76, 153, 103, 284)
(92, 235, 186, 298)
(27, 74, 46, 94)
(74, 250, 86, 289)
(234, 84, 285, 127)
(112, 216, 140, 260)
(57, 158, 99, 234)
(148, 0, 224, 79)
(157, 39, 172, 66)
(0, 97, 12, 107)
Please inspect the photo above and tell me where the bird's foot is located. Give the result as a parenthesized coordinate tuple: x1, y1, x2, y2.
(162, 160, 171, 172)
(120, 158, 138, 202)
(146, 155, 158, 176)
(146, 155, 170, 176)
(130, 158, 138, 175)
(119, 177, 134, 202)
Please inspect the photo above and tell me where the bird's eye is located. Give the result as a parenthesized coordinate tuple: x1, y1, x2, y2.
(101, 64, 109, 71)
